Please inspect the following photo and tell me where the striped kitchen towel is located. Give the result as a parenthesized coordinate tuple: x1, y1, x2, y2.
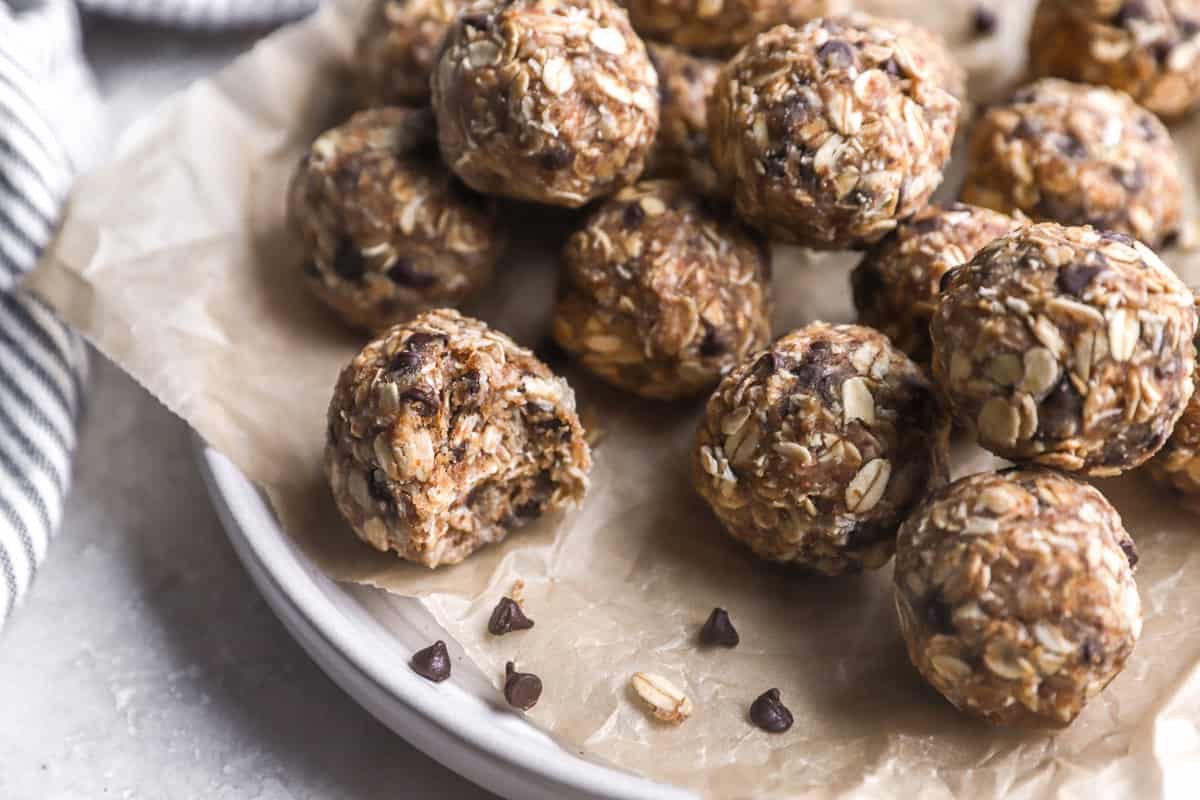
(0, 0, 320, 630)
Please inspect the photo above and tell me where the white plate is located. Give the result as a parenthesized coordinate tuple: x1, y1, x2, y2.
(194, 437, 694, 800)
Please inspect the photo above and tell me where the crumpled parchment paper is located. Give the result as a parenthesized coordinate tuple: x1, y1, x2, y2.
(26, 0, 1200, 796)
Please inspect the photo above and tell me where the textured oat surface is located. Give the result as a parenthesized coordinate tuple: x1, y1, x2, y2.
(626, 0, 846, 55)
(430, 0, 659, 207)
(692, 322, 950, 575)
(353, 0, 465, 108)
(288, 107, 506, 331)
(851, 202, 1023, 365)
(707, 14, 960, 248)
(961, 78, 1183, 248)
(1029, 0, 1200, 118)
(932, 222, 1198, 476)
(895, 468, 1142, 727)
(325, 308, 592, 567)
(553, 179, 771, 399)
(644, 43, 723, 195)
(1148, 289, 1200, 510)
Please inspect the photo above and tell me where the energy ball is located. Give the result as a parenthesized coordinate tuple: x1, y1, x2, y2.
(960, 78, 1183, 249)
(851, 203, 1024, 365)
(895, 468, 1142, 728)
(644, 43, 723, 195)
(553, 180, 772, 400)
(352, 0, 465, 108)
(430, 0, 659, 208)
(692, 323, 951, 575)
(1148, 290, 1200, 511)
(1029, 0, 1200, 119)
(707, 15, 961, 249)
(288, 107, 506, 331)
(626, 0, 846, 56)
(325, 308, 593, 567)
(932, 223, 1198, 476)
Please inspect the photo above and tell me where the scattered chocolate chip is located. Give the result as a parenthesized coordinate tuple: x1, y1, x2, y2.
(1114, 1, 1149, 28)
(488, 596, 535, 635)
(390, 350, 422, 374)
(1056, 264, 1102, 297)
(971, 5, 997, 37)
(1114, 165, 1145, 192)
(923, 592, 954, 634)
(411, 640, 452, 682)
(387, 257, 437, 288)
(881, 57, 901, 77)
(538, 145, 575, 171)
(1119, 537, 1139, 569)
(818, 40, 857, 69)
(753, 351, 782, 378)
(699, 607, 740, 647)
(1080, 638, 1104, 666)
(400, 387, 439, 414)
(367, 468, 392, 505)
(405, 331, 447, 351)
(749, 688, 793, 733)
(332, 238, 366, 282)
(503, 662, 543, 710)
(622, 201, 646, 229)
(1055, 133, 1088, 159)
(1038, 376, 1083, 439)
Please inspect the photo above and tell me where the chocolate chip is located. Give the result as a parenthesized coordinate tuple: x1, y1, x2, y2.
(753, 351, 782, 378)
(972, 5, 997, 37)
(622, 201, 646, 229)
(749, 688, 793, 733)
(1120, 537, 1139, 569)
(1080, 638, 1104, 666)
(881, 57, 901, 77)
(488, 597, 535, 635)
(1038, 377, 1083, 439)
(1114, 1, 1149, 27)
(923, 592, 954, 634)
(762, 146, 789, 179)
(1056, 264, 1102, 297)
(939, 264, 964, 293)
(503, 662, 542, 710)
(818, 40, 857, 69)
(405, 331, 447, 350)
(460, 12, 491, 30)
(1138, 115, 1162, 142)
(411, 640, 452, 682)
(699, 607, 740, 647)
(1115, 165, 1145, 192)
(538, 145, 576, 171)
(390, 350, 422, 374)
(1055, 133, 1088, 159)
(699, 326, 729, 357)
(332, 238, 366, 282)
(368, 468, 392, 504)
(387, 257, 437, 288)
(400, 387, 439, 415)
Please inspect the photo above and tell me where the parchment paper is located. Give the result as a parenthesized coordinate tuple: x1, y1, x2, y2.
(27, 0, 1200, 796)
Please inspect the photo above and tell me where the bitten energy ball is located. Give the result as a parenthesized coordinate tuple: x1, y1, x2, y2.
(325, 309, 592, 567)
(932, 223, 1198, 476)
(692, 323, 950, 575)
(708, 15, 961, 249)
(895, 468, 1142, 728)
(644, 43, 723, 195)
(430, 0, 659, 207)
(1030, 0, 1200, 119)
(289, 108, 506, 331)
(553, 180, 772, 400)
(626, 0, 846, 55)
(353, 0, 464, 108)
(961, 79, 1183, 249)
(1148, 290, 1200, 510)
(851, 203, 1023, 364)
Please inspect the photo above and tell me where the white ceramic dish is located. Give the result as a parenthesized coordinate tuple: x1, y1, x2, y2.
(195, 438, 694, 800)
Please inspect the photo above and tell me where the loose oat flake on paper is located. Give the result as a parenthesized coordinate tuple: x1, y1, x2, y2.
(26, 0, 1200, 796)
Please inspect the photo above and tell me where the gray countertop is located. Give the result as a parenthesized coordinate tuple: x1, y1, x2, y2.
(0, 16, 493, 800)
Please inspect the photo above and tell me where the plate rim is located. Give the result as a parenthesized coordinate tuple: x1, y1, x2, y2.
(193, 434, 695, 800)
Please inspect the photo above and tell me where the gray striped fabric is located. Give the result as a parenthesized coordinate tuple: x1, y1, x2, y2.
(78, 0, 318, 28)
(0, 0, 91, 628)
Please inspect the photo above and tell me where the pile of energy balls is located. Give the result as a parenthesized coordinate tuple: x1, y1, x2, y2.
(291, 0, 1200, 729)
